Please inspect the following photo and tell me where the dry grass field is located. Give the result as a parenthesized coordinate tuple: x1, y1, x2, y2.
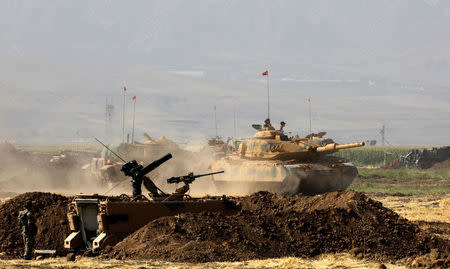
(0, 253, 405, 269)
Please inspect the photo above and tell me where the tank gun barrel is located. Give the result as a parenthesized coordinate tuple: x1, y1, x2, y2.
(335, 142, 365, 150)
(142, 132, 153, 141)
(316, 142, 365, 153)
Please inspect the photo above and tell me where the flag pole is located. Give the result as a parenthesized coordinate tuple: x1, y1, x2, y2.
(308, 97, 312, 140)
(214, 105, 218, 138)
(122, 86, 126, 143)
(267, 72, 270, 119)
(131, 96, 136, 143)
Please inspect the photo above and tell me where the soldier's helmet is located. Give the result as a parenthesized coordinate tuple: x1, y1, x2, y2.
(24, 200, 32, 209)
(264, 118, 271, 124)
(280, 121, 286, 126)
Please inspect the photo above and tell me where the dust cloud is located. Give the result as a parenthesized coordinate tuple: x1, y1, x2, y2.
(0, 140, 260, 198)
(0, 142, 105, 196)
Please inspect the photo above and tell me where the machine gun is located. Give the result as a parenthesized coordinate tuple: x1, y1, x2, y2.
(167, 171, 224, 185)
(121, 154, 172, 198)
(95, 138, 173, 198)
(121, 154, 173, 180)
(164, 171, 224, 201)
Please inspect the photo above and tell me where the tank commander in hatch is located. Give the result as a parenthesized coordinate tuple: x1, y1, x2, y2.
(18, 200, 37, 260)
(279, 121, 286, 132)
(263, 118, 275, 130)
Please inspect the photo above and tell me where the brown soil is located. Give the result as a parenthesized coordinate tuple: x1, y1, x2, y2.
(414, 221, 450, 240)
(430, 159, 450, 170)
(0, 192, 70, 257)
(102, 191, 449, 264)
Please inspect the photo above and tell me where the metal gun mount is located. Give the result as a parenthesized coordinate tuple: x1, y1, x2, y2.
(120, 153, 173, 179)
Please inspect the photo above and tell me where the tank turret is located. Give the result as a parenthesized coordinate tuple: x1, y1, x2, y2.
(211, 121, 365, 195)
(238, 129, 364, 160)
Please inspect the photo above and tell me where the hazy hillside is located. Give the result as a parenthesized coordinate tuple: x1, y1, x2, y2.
(0, 1, 449, 145)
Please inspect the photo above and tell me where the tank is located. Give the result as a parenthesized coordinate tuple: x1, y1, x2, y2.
(87, 133, 195, 185)
(210, 124, 365, 195)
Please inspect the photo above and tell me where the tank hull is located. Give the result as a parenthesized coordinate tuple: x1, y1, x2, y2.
(210, 157, 358, 195)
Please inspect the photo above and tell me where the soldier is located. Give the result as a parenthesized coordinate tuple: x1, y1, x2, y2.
(18, 200, 37, 260)
(263, 118, 275, 130)
(279, 121, 286, 132)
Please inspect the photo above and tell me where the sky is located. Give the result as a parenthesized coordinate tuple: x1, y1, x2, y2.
(0, 0, 449, 146)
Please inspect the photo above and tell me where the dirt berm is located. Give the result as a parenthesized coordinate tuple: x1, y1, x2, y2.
(103, 191, 449, 265)
(0, 192, 70, 257)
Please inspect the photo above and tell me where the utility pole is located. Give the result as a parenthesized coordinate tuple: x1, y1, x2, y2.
(380, 125, 385, 146)
(122, 86, 127, 143)
(105, 97, 114, 138)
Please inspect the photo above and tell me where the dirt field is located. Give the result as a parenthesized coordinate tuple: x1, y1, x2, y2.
(0, 164, 448, 268)
(0, 192, 448, 268)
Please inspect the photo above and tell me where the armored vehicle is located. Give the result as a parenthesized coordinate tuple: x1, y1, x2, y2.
(66, 151, 236, 251)
(87, 133, 195, 185)
(210, 123, 364, 195)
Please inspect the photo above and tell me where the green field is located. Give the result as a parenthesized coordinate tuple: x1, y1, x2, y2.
(332, 146, 432, 167)
(350, 168, 450, 195)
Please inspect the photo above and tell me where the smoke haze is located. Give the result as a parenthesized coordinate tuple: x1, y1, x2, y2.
(0, 1, 449, 146)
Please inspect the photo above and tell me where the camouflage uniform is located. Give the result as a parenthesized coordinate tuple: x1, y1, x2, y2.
(18, 201, 36, 260)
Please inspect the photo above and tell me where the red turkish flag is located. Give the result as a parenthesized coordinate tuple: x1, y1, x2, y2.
(132, 96, 136, 100)
(123, 86, 127, 91)
(262, 70, 268, 76)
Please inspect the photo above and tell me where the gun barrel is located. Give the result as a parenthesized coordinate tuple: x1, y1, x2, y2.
(166, 171, 224, 184)
(335, 142, 365, 150)
(194, 171, 225, 178)
(316, 142, 365, 153)
(138, 153, 173, 177)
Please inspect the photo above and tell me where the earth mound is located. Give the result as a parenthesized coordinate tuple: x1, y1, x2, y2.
(0, 192, 70, 256)
(103, 191, 449, 263)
